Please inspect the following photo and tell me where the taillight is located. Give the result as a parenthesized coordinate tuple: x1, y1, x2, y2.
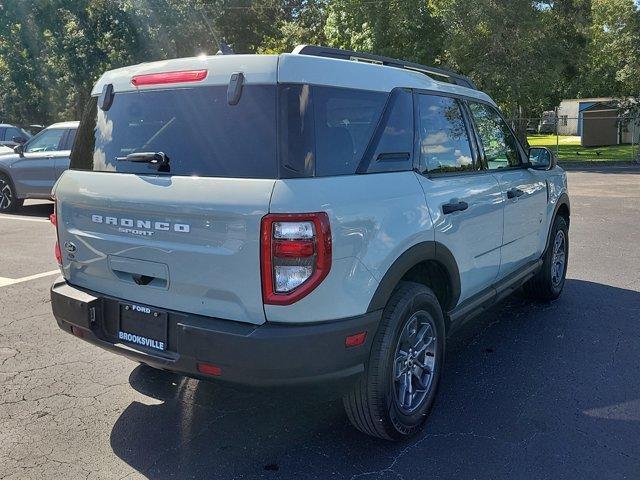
(131, 69, 208, 86)
(261, 213, 332, 305)
(51, 202, 61, 266)
(54, 242, 62, 265)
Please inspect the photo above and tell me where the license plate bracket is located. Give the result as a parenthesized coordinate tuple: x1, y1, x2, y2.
(118, 303, 168, 351)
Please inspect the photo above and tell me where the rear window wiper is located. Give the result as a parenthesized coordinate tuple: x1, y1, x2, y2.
(116, 152, 170, 172)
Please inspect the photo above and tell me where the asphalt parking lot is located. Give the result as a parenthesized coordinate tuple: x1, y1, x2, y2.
(1, 167, 639, 480)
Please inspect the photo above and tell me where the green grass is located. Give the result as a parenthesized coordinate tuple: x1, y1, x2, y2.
(527, 134, 637, 162)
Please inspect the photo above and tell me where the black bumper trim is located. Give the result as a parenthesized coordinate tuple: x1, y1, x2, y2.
(51, 278, 381, 387)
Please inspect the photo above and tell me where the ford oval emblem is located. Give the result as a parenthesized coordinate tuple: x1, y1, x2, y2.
(64, 241, 77, 253)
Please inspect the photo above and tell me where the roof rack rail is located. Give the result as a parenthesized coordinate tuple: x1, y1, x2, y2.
(292, 45, 477, 90)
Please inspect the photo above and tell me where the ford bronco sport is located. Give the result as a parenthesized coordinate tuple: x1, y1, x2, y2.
(50, 45, 570, 440)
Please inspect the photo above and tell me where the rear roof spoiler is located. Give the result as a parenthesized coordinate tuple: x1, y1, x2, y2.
(292, 45, 477, 90)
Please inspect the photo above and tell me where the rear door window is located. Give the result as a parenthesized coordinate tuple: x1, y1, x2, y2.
(417, 94, 474, 174)
(62, 129, 77, 150)
(72, 85, 277, 178)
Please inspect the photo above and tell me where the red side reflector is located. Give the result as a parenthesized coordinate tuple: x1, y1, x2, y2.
(197, 363, 222, 376)
(49, 213, 57, 226)
(345, 332, 367, 348)
(131, 70, 208, 86)
(54, 242, 62, 265)
(273, 239, 315, 258)
(71, 326, 84, 338)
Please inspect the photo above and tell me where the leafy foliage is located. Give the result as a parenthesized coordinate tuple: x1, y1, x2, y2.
(0, 0, 638, 125)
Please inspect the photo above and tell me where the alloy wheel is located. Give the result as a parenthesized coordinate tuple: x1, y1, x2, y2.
(0, 178, 13, 211)
(551, 229, 566, 287)
(393, 311, 437, 413)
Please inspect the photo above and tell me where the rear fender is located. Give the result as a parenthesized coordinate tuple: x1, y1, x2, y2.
(367, 241, 461, 313)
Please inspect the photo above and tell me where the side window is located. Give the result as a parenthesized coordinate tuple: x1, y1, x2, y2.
(468, 102, 522, 169)
(0, 128, 6, 141)
(417, 94, 474, 174)
(5, 127, 21, 141)
(62, 129, 77, 150)
(24, 129, 65, 153)
(364, 89, 414, 173)
(314, 87, 387, 176)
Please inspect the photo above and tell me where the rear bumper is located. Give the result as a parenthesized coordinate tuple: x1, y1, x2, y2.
(51, 278, 380, 387)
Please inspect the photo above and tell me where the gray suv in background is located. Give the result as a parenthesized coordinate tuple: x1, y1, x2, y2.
(0, 121, 78, 212)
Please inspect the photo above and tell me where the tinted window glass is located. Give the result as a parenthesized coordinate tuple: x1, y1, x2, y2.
(5, 127, 22, 141)
(314, 87, 386, 176)
(72, 85, 277, 178)
(25, 128, 65, 153)
(468, 102, 521, 169)
(63, 128, 77, 150)
(365, 89, 414, 173)
(417, 94, 474, 174)
(279, 85, 390, 177)
(279, 84, 315, 176)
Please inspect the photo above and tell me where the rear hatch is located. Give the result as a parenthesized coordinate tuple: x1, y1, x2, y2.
(54, 66, 278, 324)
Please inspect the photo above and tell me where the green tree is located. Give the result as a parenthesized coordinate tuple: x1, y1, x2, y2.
(324, 0, 444, 65)
(579, 0, 640, 99)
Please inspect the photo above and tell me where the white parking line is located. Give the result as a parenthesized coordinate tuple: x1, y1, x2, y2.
(0, 270, 60, 287)
(0, 214, 49, 223)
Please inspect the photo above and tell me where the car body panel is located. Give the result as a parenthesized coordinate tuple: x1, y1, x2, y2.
(491, 168, 549, 278)
(53, 170, 274, 325)
(267, 172, 431, 323)
(415, 172, 504, 304)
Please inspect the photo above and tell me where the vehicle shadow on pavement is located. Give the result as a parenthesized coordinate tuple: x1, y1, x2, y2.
(10, 201, 53, 218)
(110, 279, 640, 479)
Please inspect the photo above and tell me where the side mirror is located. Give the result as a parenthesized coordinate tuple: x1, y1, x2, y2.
(528, 147, 556, 171)
(13, 144, 24, 156)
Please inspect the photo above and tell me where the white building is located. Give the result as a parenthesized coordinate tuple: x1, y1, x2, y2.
(556, 97, 617, 136)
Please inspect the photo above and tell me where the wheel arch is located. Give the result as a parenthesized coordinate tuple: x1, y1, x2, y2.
(366, 241, 461, 315)
(545, 193, 570, 253)
(555, 194, 570, 225)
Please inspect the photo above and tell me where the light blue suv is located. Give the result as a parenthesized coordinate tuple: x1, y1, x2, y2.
(50, 46, 569, 440)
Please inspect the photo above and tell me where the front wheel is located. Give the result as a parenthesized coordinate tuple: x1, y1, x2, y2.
(523, 215, 569, 300)
(343, 282, 445, 440)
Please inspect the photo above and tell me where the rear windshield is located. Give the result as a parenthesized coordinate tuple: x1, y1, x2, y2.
(71, 85, 277, 178)
(72, 83, 405, 178)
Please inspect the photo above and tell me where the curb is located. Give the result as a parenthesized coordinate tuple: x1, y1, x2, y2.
(559, 161, 640, 170)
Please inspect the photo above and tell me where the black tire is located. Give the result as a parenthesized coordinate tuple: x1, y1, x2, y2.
(523, 215, 569, 300)
(0, 173, 22, 213)
(343, 281, 445, 440)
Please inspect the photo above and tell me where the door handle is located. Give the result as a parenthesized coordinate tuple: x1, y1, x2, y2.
(507, 188, 524, 199)
(442, 201, 469, 215)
